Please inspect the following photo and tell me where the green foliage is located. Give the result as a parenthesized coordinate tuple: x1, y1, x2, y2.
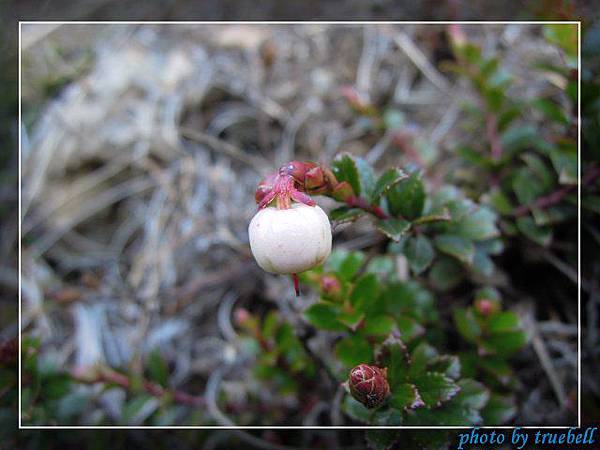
(447, 24, 581, 250)
(21, 336, 90, 426)
(240, 310, 316, 394)
(294, 244, 526, 425)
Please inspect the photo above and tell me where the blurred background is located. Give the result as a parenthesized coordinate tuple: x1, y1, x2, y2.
(1, 0, 599, 447)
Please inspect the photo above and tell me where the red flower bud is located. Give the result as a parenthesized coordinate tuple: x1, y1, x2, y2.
(278, 161, 316, 184)
(348, 364, 390, 409)
(304, 166, 325, 192)
(320, 275, 341, 296)
(234, 307, 251, 326)
(475, 298, 499, 317)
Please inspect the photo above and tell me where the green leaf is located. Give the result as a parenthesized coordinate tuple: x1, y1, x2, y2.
(405, 379, 488, 426)
(372, 407, 404, 425)
(45, 374, 71, 399)
(452, 207, 499, 241)
(532, 98, 569, 126)
(404, 235, 434, 275)
(366, 256, 395, 277)
(147, 349, 169, 387)
(338, 310, 365, 331)
(363, 315, 396, 336)
(329, 206, 364, 222)
(377, 219, 411, 242)
(326, 249, 349, 272)
(428, 257, 464, 291)
(350, 273, 379, 310)
(501, 125, 538, 155)
(408, 343, 438, 377)
(396, 316, 426, 342)
(487, 311, 520, 333)
(453, 308, 481, 343)
(376, 335, 410, 388)
(336, 335, 373, 367)
(385, 172, 425, 219)
(372, 168, 408, 201)
(472, 246, 495, 277)
(544, 24, 578, 58)
(478, 356, 512, 384)
(434, 234, 475, 265)
(516, 216, 552, 246)
(332, 153, 361, 196)
(122, 395, 158, 425)
(487, 188, 513, 215)
(429, 355, 461, 380)
(390, 383, 425, 410)
(483, 330, 528, 357)
(475, 286, 501, 302)
(513, 167, 546, 205)
(338, 251, 366, 281)
(366, 430, 399, 450)
(412, 209, 452, 225)
(522, 153, 555, 188)
(262, 311, 279, 339)
(355, 157, 377, 200)
(497, 106, 522, 131)
(457, 379, 490, 410)
(482, 394, 517, 424)
(57, 391, 89, 421)
(342, 395, 371, 423)
(304, 303, 345, 331)
(381, 281, 437, 323)
(549, 144, 577, 185)
(413, 372, 460, 407)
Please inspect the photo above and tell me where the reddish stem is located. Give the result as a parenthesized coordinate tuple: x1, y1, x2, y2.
(514, 164, 600, 217)
(347, 196, 389, 220)
(71, 368, 204, 408)
(486, 112, 503, 161)
(292, 273, 300, 297)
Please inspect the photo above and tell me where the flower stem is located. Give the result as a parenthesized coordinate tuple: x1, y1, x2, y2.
(292, 273, 300, 296)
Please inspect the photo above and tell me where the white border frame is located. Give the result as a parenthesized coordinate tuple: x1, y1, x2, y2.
(18, 20, 582, 430)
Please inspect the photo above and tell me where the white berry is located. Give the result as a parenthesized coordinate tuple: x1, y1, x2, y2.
(249, 203, 332, 274)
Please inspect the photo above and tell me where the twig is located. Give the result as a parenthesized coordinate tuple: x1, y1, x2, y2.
(522, 310, 568, 408)
(180, 127, 271, 174)
(71, 366, 204, 408)
(346, 196, 388, 220)
(392, 32, 450, 91)
(514, 164, 600, 217)
(486, 112, 503, 161)
(205, 366, 306, 450)
(165, 260, 255, 315)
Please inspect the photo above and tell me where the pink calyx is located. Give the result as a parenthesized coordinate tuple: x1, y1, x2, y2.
(257, 173, 316, 211)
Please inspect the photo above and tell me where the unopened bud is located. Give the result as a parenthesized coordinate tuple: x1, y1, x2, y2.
(305, 166, 325, 191)
(278, 161, 316, 184)
(348, 364, 390, 409)
(234, 307, 251, 326)
(475, 298, 499, 317)
(320, 275, 341, 296)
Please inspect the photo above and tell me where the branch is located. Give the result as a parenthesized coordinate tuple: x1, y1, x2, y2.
(71, 366, 204, 408)
(346, 196, 389, 220)
(486, 112, 503, 161)
(514, 164, 600, 217)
